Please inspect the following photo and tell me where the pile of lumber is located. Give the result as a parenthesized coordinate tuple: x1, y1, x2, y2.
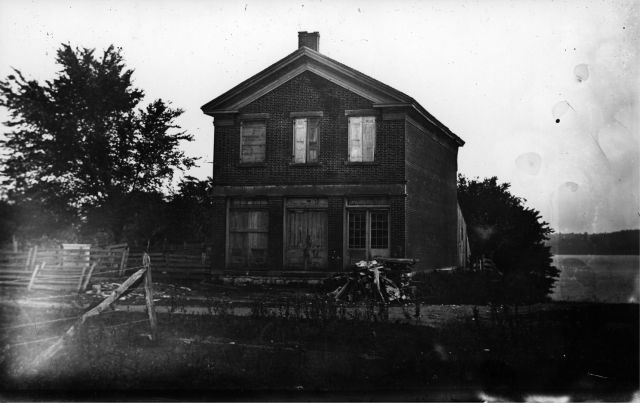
(326, 258, 416, 304)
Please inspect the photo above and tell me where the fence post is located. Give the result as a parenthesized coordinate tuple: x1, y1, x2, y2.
(143, 253, 158, 342)
(118, 247, 129, 277)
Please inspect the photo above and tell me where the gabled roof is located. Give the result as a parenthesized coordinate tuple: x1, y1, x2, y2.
(201, 46, 464, 146)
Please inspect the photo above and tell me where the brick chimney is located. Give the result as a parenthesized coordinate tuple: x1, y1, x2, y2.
(298, 31, 320, 51)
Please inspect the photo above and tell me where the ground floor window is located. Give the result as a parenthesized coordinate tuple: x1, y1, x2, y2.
(369, 211, 389, 249)
(346, 206, 390, 264)
(228, 199, 268, 268)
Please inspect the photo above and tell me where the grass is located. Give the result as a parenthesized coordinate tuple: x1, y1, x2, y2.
(1, 297, 638, 401)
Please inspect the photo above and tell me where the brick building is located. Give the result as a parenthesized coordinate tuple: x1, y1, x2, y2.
(202, 32, 466, 274)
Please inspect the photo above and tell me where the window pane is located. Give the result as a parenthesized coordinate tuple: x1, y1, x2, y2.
(348, 211, 366, 249)
(241, 122, 266, 163)
(348, 117, 362, 162)
(294, 118, 307, 163)
(370, 211, 388, 249)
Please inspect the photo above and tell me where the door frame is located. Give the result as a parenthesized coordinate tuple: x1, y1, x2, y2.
(282, 197, 329, 270)
(343, 197, 390, 268)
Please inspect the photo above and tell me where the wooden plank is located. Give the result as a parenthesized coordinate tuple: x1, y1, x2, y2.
(118, 247, 128, 276)
(0, 280, 29, 286)
(30, 247, 37, 271)
(34, 277, 83, 282)
(25, 247, 33, 271)
(144, 260, 157, 342)
(76, 264, 87, 292)
(32, 280, 80, 286)
(294, 118, 307, 163)
(307, 117, 320, 162)
(28, 262, 44, 291)
(348, 116, 363, 162)
(81, 262, 97, 292)
(362, 116, 376, 162)
(40, 265, 88, 271)
(0, 269, 36, 275)
(240, 121, 266, 163)
(31, 284, 78, 290)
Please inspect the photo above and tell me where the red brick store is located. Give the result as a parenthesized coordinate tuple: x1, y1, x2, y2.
(202, 32, 468, 273)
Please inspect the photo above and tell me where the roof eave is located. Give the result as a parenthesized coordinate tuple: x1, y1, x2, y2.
(201, 47, 307, 113)
(373, 103, 464, 147)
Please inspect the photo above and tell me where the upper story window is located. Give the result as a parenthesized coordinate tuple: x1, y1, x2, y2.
(291, 112, 322, 164)
(293, 118, 320, 163)
(348, 116, 376, 162)
(240, 120, 266, 163)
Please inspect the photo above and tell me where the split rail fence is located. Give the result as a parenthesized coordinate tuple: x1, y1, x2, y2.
(0, 246, 211, 291)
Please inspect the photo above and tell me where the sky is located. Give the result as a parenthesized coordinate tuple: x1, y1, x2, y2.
(0, 0, 638, 234)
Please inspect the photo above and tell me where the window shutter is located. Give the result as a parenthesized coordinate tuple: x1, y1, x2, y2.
(241, 122, 266, 163)
(307, 118, 319, 162)
(294, 118, 307, 163)
(362, 117, 376, 162)
(348, 117, 363, 162)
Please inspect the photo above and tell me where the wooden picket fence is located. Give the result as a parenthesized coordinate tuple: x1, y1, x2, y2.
(0, 245, 211, 291)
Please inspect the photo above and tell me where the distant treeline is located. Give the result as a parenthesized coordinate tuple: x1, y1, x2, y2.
(547, 230, 639, 255)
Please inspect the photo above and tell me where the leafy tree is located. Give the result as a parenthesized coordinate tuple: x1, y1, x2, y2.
(82, 177, 213, 248)
(164, 176, 214, 244)
(457, 175, 559, 303)
(82, 191, 169, 247)
(0, 44, 196, 237)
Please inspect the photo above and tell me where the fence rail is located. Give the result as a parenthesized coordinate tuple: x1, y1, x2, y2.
(0, 245, 212, 290)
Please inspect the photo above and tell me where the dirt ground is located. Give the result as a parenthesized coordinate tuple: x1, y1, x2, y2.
(1, 282, 638, 401)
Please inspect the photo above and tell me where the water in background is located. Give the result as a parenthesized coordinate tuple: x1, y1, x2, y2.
(551, 255, 639, 303)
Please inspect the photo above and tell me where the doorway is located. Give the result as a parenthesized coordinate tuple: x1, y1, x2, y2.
(346, 209, 390, 265)
(285, 198, 328, 270)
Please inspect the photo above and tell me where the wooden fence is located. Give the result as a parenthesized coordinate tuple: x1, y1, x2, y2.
(0, 246, 211, 291)
(127, 252, 210, 282)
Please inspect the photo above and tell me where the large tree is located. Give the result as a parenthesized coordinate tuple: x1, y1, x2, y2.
(0, 44, 196, 238)
(457, 175, 559, 302)
(82, 176, 214, 247)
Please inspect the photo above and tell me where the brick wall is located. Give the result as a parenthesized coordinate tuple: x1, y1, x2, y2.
(327, 196, 344, 271)
(209, 70, 461, 273)
(389, 195, 407, 259)
(405, 118, 459, 271)
(213, 71, 406, 186)
(211, 197, 227, 271)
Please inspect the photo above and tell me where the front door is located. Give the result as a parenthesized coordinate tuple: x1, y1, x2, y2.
(285, 198, 328, 270)
(346, 209, 390, 265)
